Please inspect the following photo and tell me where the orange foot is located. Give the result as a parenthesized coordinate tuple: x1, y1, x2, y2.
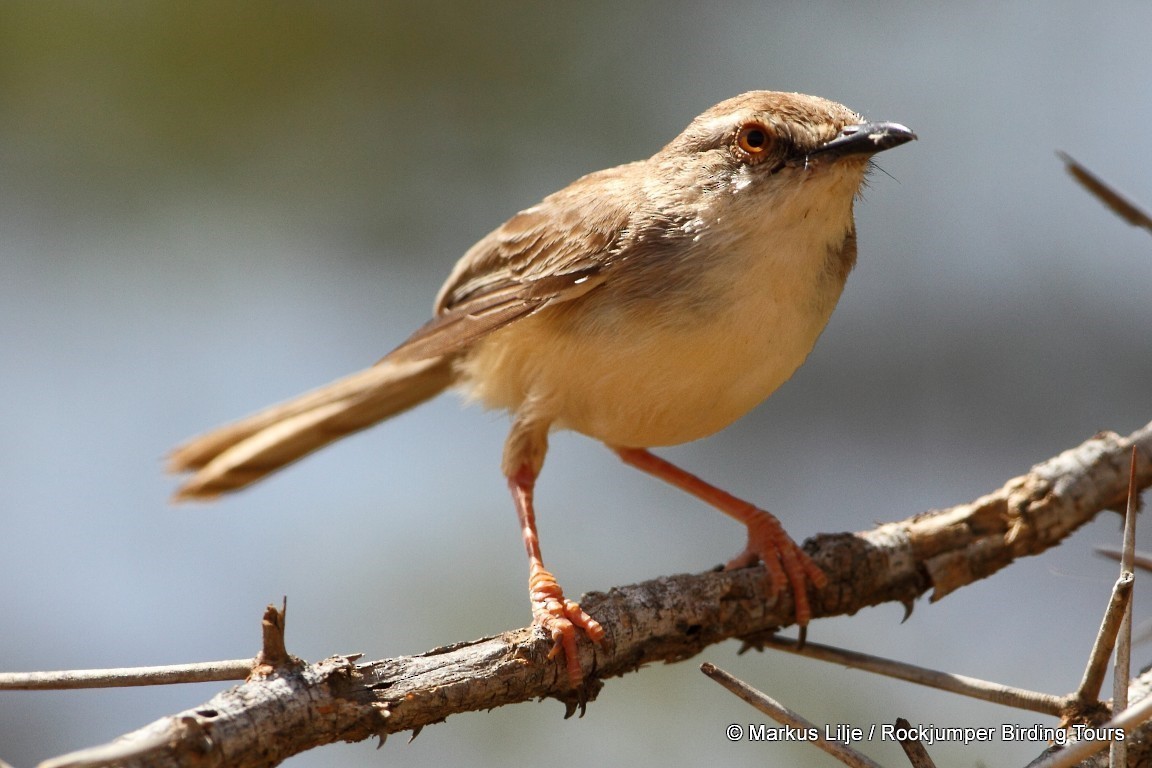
(529, 562, 605, 688)
(612, 447, 826, 628)
(725, 509, 827, 626)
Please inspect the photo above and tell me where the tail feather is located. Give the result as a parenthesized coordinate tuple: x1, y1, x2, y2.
(169, 355, 455, 500)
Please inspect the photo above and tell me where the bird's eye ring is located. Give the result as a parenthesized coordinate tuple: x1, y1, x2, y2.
(735, 123, 773, 157)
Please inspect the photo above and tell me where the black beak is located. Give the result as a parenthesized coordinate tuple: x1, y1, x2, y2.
(813, 121, 917, 159)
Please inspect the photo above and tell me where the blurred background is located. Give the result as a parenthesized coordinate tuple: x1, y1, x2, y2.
(2, 2, 1151, 766)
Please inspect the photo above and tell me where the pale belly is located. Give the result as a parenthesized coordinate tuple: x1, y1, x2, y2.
(458, 269, 843, 448)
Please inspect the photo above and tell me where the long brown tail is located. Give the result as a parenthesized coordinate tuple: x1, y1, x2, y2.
(168, 355, 455, 500)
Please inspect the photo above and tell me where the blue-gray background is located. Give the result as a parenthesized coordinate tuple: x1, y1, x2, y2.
(3, 3, 1151, 766)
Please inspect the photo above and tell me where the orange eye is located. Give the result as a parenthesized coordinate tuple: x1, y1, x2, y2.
(736, 123, 773, 155)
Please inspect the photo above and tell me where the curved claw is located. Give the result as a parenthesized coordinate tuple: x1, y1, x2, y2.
(530, 564, 605, 688)
(725, 512, 827, 626)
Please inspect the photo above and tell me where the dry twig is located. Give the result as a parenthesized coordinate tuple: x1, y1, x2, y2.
(755, 635, 1063, 716)
(700, 662, 884, 768)
(1057, 152, 1152, 236)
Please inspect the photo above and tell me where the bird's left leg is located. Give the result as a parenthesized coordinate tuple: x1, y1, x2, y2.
(613, 446, 826, 626)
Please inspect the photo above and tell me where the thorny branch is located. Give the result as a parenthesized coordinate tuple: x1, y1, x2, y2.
(23, 420, 1152, 768)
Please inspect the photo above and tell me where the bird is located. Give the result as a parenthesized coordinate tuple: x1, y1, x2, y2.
(169, 91, 915, 689)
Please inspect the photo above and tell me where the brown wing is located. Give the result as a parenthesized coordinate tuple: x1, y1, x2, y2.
(385, 162, 644, 362)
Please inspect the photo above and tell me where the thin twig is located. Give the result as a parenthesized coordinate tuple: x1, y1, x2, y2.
(700, 663, 884, 768)
(1057, 151, 1152, 235)
(0, 660, 253, 690)
(892, 717, 937, 768)
(1110, 447, 1140, 768)
(1076, 572, 1133, 703)
(1095, 546, 1152, 574)
(758, 635, 1064, 716)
